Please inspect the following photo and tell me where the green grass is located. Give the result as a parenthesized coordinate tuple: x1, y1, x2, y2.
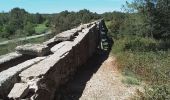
(0, 37, 7, 42)
(105, 21, 112, 27)
(0, 33, 54, 56)
(122, 70, 141, 85)
(0, 43, 17, 56)
(35, 23, 48, 34)
(24, 36, 46, 44)
(0, 25, 53, 55)
(122, 76, 141, 85)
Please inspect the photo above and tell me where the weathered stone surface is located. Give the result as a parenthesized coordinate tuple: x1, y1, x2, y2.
(54, 29, 78, 41)
(42, 26, 82, 49)
(43, 37, 55, 46)
(16, 44, 50, 56)
(7, 20, 102, 100)
(15, 43, 73, 100)
(80, 24, 89, 29)
(43, 36, 56, 46)
(0, 57, 45, 98)
(0, 52, 22, 64)
(42, 24, 85, 48)
(0, 52, 35, 73)
(19, 44, 73, 82)
(50, 41, 72, 53)
(0, 52, 22, 72)
(8, 83, 29, 99)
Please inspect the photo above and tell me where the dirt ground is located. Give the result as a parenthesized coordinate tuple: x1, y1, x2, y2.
(55, 52, 143, 100)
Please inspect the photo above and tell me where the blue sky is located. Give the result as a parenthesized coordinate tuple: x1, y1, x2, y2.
(0, 0, 133, 14)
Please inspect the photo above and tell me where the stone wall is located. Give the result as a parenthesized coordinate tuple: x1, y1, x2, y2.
(0, 20, 104, 100)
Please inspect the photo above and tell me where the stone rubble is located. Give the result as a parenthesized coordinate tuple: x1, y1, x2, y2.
(0, 57, 45, 98)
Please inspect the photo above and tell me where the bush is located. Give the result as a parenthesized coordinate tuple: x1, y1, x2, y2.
(112, 36, 159, 53)
(122, 70, 141, 85)
(122, 76, 140, 85)
(24, 22, 35, 36)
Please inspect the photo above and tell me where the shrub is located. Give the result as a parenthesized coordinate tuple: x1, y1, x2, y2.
(112, 36, 159, 53)
(122, 70, 141, 85)
(122, 76, 140, 85)
(112, 36, 170, 99)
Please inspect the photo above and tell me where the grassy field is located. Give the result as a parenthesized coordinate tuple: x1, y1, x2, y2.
(0, 22, 52, 56)
(111, 36, 170, 99)
(35, 23, 48, 34)
(0, 37, 7, 42)
(0, 33, 55, 56)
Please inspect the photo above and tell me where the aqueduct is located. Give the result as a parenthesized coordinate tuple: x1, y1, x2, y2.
(0, 19, 109, 100)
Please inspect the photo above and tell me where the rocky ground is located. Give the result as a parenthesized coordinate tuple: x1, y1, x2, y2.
(55, 52, 143, 100)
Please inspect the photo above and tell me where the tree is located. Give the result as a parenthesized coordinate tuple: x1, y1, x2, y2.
(78, 9, 93, 23)
(34, 13, 44, 24)
(24, 22, 35, 36)
(52, 9, 100, 33)
(122, 0, 170, 39)
(4, 23, 16, 36)
(82, 14, 91, 23)
(10, 8, 27, 29)
(0, 7, 49, 39)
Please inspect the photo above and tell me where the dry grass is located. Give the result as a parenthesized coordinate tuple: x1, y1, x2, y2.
(112, 36, 170, 99)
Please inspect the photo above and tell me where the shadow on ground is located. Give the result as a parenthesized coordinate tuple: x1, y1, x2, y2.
(54, 38, 113, 100)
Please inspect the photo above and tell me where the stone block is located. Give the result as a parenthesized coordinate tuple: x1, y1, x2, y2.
(0, 52, 22, 64)
(50, 41, 72, 53)
(8, 83, 29, 99)
(0, 57, 45, 99)
(16, 44, 50, 56)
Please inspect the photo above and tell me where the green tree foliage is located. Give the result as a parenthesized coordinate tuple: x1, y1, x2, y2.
(123, 0, 170, 39)
(0, 8, 101, 39)
(34, 13, 44, 24)
(10, 8, 27, 29)
(79, 9, 93, 23)
(0, 8, 47, 39)
(105, 0, 169, 40)
(152, 0, 170, 39)
(109, 1, 170, 99)
(52, 9, 101, 33)
(24, 22, 35, 36)
(102, 12, 125, 37)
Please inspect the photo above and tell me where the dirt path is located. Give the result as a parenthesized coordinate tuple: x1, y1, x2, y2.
(0, 31, 51, 46)
(79, 56, 140, 100)
(55, 53, 142, 100)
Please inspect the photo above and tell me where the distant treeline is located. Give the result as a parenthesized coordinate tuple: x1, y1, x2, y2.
(0, 8, 101, 39)
(1, 0, 169, 41)
(51, 9, 101, 33)
(0, 8, 49, 38)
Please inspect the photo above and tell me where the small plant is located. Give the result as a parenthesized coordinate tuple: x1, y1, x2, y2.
(122, 76, 140, 85)
(122, 69, 141, 85)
